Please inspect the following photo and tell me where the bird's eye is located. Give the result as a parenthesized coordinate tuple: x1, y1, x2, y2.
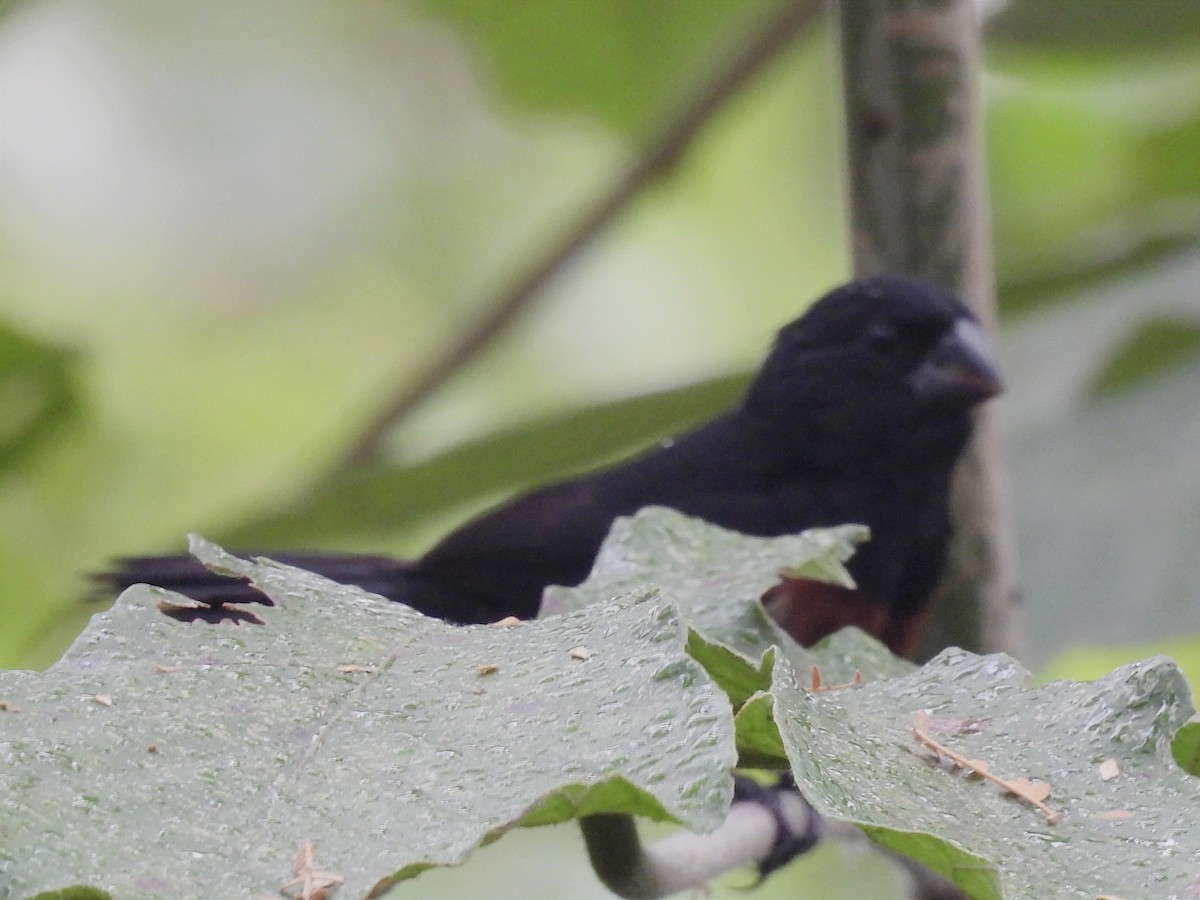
(866, 322, 898, 354)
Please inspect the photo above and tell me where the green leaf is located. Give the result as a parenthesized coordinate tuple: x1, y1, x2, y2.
(0, 317, 77, 473)
(0, 540, 735, 898)
(1039, 635, 1200, 695)
(223, 375, 747, 548)
(543, 506, 868, 673)
(987, 48, 1200, 302)
(989, 1, 1200, 52)
(411, 0, 767, 137)
(1087, 315, 1200, 397)
(769, 647, 1200, 900)
(1172, 715, 1200, 777)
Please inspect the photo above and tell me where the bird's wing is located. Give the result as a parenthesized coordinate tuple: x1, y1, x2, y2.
(411, 415, 835, 614)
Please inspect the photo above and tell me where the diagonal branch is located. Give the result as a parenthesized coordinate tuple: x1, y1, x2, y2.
(328, 0, 824, 477)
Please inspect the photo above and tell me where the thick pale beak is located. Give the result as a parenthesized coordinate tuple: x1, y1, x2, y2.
(910, 318, 1003, 406)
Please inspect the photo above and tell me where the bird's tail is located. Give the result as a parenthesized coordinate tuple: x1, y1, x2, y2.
(93, 551, 417, 607)
(93, 551, 511, 625)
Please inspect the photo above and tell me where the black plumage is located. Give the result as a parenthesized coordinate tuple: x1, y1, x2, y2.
(102, 276, 1001, 655)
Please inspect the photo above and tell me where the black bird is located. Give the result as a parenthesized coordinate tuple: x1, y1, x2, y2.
(103, 276, 1001, 657)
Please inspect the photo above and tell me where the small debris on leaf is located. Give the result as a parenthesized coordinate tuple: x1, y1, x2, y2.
(1099, 810, 1133, 821)
(0, 700, 21, 713)
(154, 664, 182, 674)
(1005, 777, 1051, 804)
(809, 665, 864, 692)
(281, 839, 343, 900)
(492, 616, 521, 628)
(912, 710, 1061, 825)
(1098, 758, 1121, 781)
(336, 664, 376, 674)
(94, 694, 113, 707)
(476, 664, 499, 676)
(568, 646, 593, 661)
(147, 744, 158, 754)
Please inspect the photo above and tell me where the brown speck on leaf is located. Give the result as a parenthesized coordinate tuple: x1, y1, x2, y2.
(336, 664, 376, 674)
(1005, 777, 1051, 804)
(0, 701, 21, 713)
(492, 616, 521, 628)
(476, 664, 499, 676)
(94, 694, 113, 707)
(147, 744, 158, 754)
(1098, 758, 1120, 781)
(281, 840, 343, 900)
(154, 664, 182, 674)
(912, 710, 1062, 825)
(1099, 810, 1134, 821)
(568, 647, 593, 661)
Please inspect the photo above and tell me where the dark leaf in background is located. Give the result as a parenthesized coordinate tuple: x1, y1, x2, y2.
(0, 316, 77, 474)
(1004, 250, 1200, 663)
(412, 0, 767, 136)
(1087, 315, 1200, 397)
(224, 374, 747, 548)
(989, 0, 1200, 51)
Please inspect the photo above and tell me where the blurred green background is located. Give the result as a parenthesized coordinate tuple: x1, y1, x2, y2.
(1, 0, 1199, 894)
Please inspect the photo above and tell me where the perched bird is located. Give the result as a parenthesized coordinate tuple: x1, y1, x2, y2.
(102, 276, 1001, 657)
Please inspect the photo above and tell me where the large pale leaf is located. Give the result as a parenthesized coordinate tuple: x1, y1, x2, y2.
(556, 511, 1200, 898)
(0, 539, 736, 899)
(5, 512, 1200, 900)
(766, 644, 1200, 899)
(544, 506, 869, 679)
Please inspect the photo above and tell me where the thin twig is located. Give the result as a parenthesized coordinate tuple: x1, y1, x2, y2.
(912, 710, 1061, 825)
(327, 0, 824, 478)
(280, 839, 343, 900)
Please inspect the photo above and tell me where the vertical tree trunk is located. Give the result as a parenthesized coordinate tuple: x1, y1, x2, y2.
(835, 0, 1023, 656)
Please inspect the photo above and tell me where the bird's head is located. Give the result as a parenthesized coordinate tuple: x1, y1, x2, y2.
(744, 276, 1002, 471)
